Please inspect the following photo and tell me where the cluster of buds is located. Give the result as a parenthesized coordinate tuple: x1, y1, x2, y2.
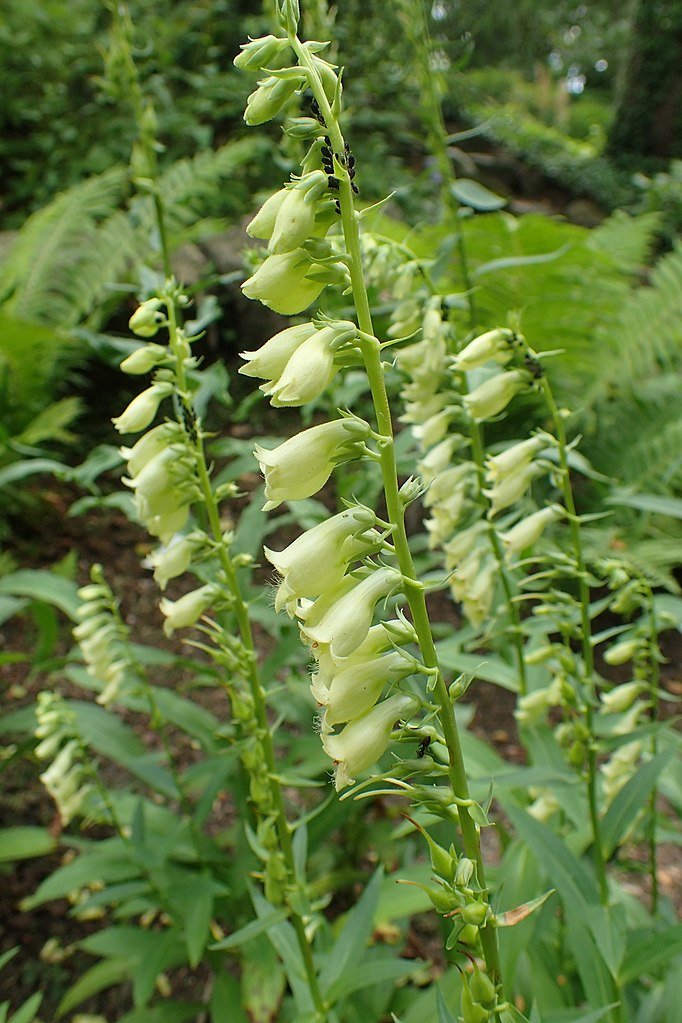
(73, 566, 135, 706)
(35, 693, 95, 825)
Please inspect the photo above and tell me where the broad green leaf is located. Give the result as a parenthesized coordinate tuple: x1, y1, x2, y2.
(0, 459, 68, 488)
(169, 875, 215, 967)
(545, 1004, 619, 1023)
(583, 903, 627, 978)
(210, 908, 290, 951)
(601, 749, 674, 858)
(7, 992, 42, 1023)
(503, 803, 599, 912)
(0, 594, 27, 625)
(0, 570, 79, 618)
(319, 868, 384, 998)
(211, 971, 248, 1023)
(620, 923, 682, 983)
(0, 827, 56, 862)
(565, 913, 618, 1011)
(435, 646, 520, 692)
(470, 245, 568, 279)
(241, 935, 286, 1023)
(331, 953, 419, 1001)
(450, 179, 506, 211)
(56, 958, 130, 1018)
(436, 987, 458, 1023)
(132, 928, 185, 1008)
(22, 840, 137, 909)
(606, 491, 682, 520)
(250, 887, 314, 1016)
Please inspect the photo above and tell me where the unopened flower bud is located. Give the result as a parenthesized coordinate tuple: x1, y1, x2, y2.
(129, 299, 164, 338)
(461, 901, 488, 926)
(604, 637, 641, 665)
(500, 506, 564, 559)
(119, 343, 168, 375)
(452, 328, 517, 371)
(463, 370, 527, 423)
(600, 681, 644, 714)
(244, 75, 302, 126)
(233, 34, 289, 72)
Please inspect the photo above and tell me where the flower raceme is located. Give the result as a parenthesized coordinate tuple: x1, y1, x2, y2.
(254, 418, 370, 510)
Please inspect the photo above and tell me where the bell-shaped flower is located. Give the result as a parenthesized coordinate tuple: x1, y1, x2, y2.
(311, 620, 416, 695)
(255, 418, 370, 510)
(322, 693, 418, 791)
(112, 382, 173, 434)
(452, 328, 517, 371)
(425, 488, 469, 548)
(485, 436, 546, 483)
(319, 650, 413, 728)
(160, 583, 217, 637)
(245, 321, 355, 408)
(424, 463, 473, 510)
(449, 553, 481, 603)
(604, 636, 641, 665)
(240, 322, 317, 381)
(484, 461, 543, 517)
(147, 531, 205, 590)
(264, 506, 378, 612)
(461, 558, 497, 629)
(463, 369, 527, 423)
(242, 249, 327, 315)
(600, 680, 645, 714)
(247, 188, 289, 240)
(412, 407, 455, 449)
(300, 566, 403, 658)
(499, 505, 564, 560)
(147, 503, 191, 543)
(121, 422, 182, 477)
(443, 520, 487, 570)
(418, 436, 462, 484)
(601, 740, 642, 804)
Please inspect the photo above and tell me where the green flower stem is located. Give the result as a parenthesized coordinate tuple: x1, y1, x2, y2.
(646, 591, 661, 915)
(165, 299, 327, 1020)
(293, 34, 503, 988)
(539, 374, 609, 906)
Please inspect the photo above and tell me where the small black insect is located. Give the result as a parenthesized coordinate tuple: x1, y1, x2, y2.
(333, 199, 341, 215)
(524, 353, 544, 379)
(351, 181, 359, 194)
(310, 97, 325, 125)
(416, 736, 432, 759)
(328, 175, 340, 191)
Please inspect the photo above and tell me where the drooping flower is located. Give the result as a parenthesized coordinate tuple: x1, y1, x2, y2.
(319, 650, 413, 728)
(485, 435, 547, 483)
(463, 369, 527, 423)
(244, 75, 303, 126)
(255, 418, 370, 510)
(264, 506, 378, 612)
(241, 249, 328, 315)
(499, 505, 564, 560)
(300, 566, 403, 658)
(147, 531, 205, 590)
(159, 584, 217, 636)
(112, 382, 173, 434)
(483, 461, 543, 517)
(321, 693, 418, 790)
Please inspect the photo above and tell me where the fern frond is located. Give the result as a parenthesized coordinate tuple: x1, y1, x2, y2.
(0, 168, 128, 327)
(589, 209, 662, 275)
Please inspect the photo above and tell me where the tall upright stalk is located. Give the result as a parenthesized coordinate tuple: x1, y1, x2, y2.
(291, 33, 503, 988)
